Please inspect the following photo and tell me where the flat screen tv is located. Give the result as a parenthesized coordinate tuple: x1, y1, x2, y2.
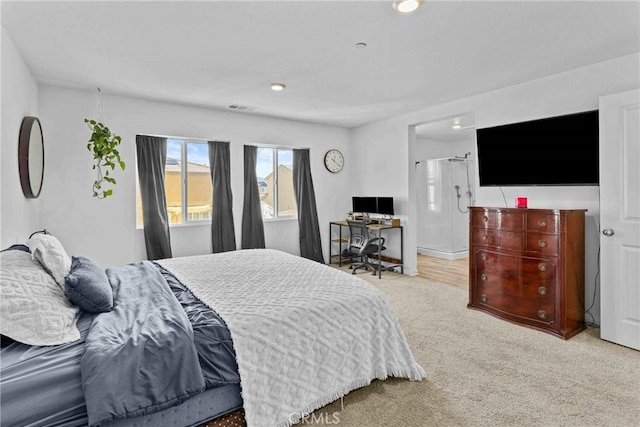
(476, 110, 599, 186)
(376, 197, 394, 215)
(352, 196, 377, 214)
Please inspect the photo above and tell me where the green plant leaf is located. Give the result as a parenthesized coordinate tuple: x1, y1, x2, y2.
(86, 118, 124, 199)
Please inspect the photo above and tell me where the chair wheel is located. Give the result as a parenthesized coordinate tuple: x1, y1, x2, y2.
(352, 270, 356, 274)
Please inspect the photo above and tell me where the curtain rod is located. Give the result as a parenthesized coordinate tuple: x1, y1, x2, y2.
(137, 134, 309, 150)
(415, 156, 472, 165)
(137, 133, 229, 143)
(253, 143, 311, 150)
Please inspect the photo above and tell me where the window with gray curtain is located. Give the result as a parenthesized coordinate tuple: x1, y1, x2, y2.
(208, 141, 236, 253)
(136, 135, 172, 260)
(241, 145, 265, 249)
(293, 149, 325, 263)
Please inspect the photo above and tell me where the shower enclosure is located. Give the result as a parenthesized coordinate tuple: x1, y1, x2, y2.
(415, 153, 475, 259)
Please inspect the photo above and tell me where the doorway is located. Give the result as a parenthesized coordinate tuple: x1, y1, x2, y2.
(413, 112, 476, 279)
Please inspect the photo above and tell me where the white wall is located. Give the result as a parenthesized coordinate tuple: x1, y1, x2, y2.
(0, 28, 41, 247)
(350, 53, 640, 324)
(37, 86, 351, 267)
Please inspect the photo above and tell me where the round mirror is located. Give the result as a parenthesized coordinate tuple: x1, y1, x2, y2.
(18, 116, 44, 199)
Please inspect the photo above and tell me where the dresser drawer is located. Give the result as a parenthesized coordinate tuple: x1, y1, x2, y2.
(474, 267, 555, 300)
(497, 230, 524, 251)
(472, 229, 525, 250)
(527, 213, 559, 234)
(526, 233, 559, 255)
(473, 285, 555, 325)
(472, 228, 497, 246)
(475, 252, 555, 280)
(471, 210, 496, 228)
(496, 210, 525, 231)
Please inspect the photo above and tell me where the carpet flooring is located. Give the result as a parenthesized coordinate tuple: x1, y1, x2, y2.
(302, 268, 640, 427)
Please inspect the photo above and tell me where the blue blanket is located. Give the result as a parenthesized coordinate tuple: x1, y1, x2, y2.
(81, 261, 206, 426)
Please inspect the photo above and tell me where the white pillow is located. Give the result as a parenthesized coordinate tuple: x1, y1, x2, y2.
(0, 250, 80, 346)
(27, 233, 71, 287)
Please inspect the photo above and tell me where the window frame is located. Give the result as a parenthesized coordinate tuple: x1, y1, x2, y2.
(136, 136, 213, 229)
(174, 139, 213, 226)
(256, 144, 298, 221)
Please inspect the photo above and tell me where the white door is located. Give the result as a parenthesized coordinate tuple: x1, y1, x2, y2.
(599, 89, 640, 350)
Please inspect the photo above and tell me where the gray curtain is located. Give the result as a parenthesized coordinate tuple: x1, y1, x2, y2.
(136, 135, 172, 260)
(208, 141, 236, 253)
(293, 149, 325, 263)
(241, 145, 265, 249)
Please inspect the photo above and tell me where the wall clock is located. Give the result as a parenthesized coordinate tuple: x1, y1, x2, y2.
(323, 149, 344, 173)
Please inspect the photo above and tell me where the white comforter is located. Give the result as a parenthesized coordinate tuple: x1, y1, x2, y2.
(157, 249, 424, 427)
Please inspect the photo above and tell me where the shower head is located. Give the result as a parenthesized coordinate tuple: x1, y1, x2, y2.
(448, 152, 472, 162)
(454, 185, 460, 190)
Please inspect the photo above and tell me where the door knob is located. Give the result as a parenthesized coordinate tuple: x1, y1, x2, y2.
(602, 228, 615, 237)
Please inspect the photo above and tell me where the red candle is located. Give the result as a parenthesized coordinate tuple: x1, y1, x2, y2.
(516, 197, 528, 208)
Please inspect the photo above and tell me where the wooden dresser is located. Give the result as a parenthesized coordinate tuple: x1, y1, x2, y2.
(468, 207, 587, 339)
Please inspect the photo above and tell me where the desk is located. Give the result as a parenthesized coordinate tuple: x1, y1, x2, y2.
(329, 220, 403, 278)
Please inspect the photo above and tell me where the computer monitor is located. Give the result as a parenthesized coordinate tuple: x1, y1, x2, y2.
(352, 196, 377, 214)
(376, 197, 394, 216)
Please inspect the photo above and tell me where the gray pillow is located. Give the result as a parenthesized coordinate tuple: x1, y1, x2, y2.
(0, 250, 80, 346)
(64, 256, 114, 313)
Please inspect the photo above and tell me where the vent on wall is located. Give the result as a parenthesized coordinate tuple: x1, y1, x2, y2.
(228, 104, 258, 111)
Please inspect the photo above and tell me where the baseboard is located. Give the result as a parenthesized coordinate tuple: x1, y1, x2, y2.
(417, 248, 468, 260)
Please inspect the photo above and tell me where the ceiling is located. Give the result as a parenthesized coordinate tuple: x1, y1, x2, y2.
(2, 1, 639, 129)
(415, 111, 476, 141)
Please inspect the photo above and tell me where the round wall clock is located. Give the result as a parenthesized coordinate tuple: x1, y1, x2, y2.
(323, 149, 344, 173)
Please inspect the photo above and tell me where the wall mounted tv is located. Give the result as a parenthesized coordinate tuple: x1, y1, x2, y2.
(476, 110, 599, 186)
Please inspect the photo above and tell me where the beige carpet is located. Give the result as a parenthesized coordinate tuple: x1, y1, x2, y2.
(304, 268, 640, 427)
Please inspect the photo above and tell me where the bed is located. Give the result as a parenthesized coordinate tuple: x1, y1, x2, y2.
(1, 236, 424, 427)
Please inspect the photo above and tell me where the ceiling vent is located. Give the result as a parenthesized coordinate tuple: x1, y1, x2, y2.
(228, 104, 257, 111)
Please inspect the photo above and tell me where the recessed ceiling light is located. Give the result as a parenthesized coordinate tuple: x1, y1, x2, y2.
(392, 0, 423, 14)
(355, 42, 367, 49)
(270, 83, 286, 91)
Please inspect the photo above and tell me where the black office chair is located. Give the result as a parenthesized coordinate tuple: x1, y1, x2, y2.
(345, 219, 386, 275)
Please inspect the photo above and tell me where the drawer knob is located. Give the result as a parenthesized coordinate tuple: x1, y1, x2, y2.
(482, 234, 488, 241)
(538, 239, 547, 248)
(481, 273, 488, 282)
(538, 310, 548, 320)
(538, 218, 547, 227)
(480, 253, 488, 261)
(480, 294, 488, 303)
(538, 263, 548, 272)
(482, 216, 489, 223)
(538, 286, 548, 295)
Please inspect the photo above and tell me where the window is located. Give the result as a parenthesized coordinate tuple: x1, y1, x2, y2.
(136, 138, 212, 226)
(256, 147, 297, 219)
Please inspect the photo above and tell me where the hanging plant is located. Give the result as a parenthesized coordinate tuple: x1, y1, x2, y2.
(84, 118, 125, 199)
